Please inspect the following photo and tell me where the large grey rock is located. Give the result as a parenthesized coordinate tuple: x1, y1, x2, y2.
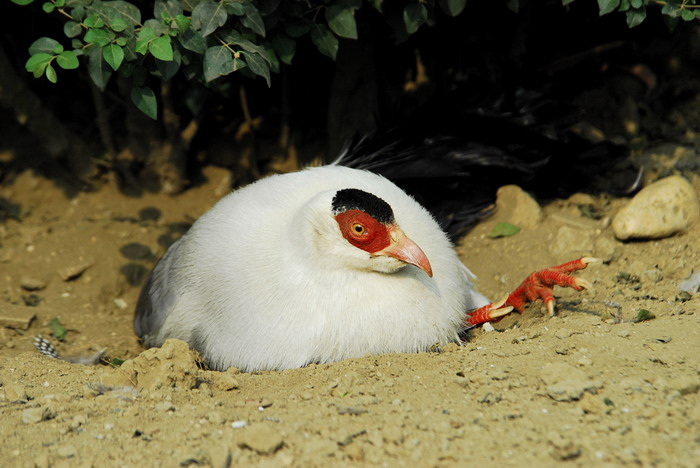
(613, 176, 700, 240)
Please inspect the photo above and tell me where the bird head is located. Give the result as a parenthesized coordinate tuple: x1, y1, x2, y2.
(331, 188, 433, 277)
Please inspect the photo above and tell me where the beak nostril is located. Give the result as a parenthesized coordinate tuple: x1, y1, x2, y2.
(374, 227, 433, 277)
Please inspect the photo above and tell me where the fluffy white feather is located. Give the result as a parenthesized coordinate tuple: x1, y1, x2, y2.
(136, 165, 489, 371)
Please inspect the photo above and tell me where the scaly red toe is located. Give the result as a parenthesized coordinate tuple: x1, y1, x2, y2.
(464, 257, 597, 327)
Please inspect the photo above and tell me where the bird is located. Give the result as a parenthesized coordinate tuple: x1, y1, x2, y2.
(134, 164, 594, 372)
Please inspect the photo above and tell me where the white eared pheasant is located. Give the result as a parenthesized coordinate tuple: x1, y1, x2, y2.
(134, 164, 594, 372)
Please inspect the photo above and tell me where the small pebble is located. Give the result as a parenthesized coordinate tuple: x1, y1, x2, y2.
(22, 407, 50, 424)
(57, 444, 76, 458)
(58, 261, 93, 281)
(237, 425, 284, 455)
(207, 411, 224, 425)
(212, 372, 240, 391)
(550, 226, 594, 257)
(547, 379, 601, 402)
(231, 420, 247, 429)
(4, 383, 27, 401)
(155, 401, 175, 412)
(679, 271, 700, 294)
(33, 455, 49, 468)
(70, 415, 87, 429)
(20, 277, 46, 291)
(667, 376, 700, 396)
(577, 357, 593, 366)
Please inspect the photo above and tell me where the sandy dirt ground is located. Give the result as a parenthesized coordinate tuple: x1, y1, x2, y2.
(1, 153, 700, 468)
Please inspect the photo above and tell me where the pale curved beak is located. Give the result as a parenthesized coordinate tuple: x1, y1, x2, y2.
(374, 226, 433, 277)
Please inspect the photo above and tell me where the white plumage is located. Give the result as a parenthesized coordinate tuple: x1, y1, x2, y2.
(135, 165, 489, 371)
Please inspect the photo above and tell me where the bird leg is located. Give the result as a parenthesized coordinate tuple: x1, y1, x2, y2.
(465, 257, 597, 327)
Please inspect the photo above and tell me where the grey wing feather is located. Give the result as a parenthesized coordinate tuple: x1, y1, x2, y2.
(134, 238, 183, 347)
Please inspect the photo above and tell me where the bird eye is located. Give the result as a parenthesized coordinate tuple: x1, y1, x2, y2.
(352, 223, 366, 235)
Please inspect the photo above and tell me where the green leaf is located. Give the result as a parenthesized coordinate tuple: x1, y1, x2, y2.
(154, 0, 183, 20)
(403, 2, 427, 34)
(634, 309, 655, 323)
(619, 0, 630, 12)
(56, 50, 79, 69)
(284, 18, 313, 38)
(192, 0, 228, 37)
(369, 0, 383, 11)
(29, 37, 61, 55)
(224, 0, 245, 16)
(629, 0, 642, 8)
(598, 0, 620, 16)
(626, 7, 646, 27)
(84, 28, 111, 46)
(83, 14, 104, 29)
(661, 3, 680, 18)
(110, 17, 128, 32)
(178, 28, 207, 54)
(506, 0, 519, 14)
(111, 357, 125, 366)
(86, 45, 113, 90)
(25, 53, 52, 76)
(103, 44, 124, 70)
(72, 5, 86, 21)
(149, 35, 174, 61)
(155, 47, 181, 80)
(681, 8, 695, 21)
(54, 0, 63, 6)
(271, 33, 295, 65)
(42, 2, 55, 13)
(137, 27, 158, 42)
(135, 27, 157, 54)
(203, 45, 233, 82)
(25, 52, 52, 71)
(220, 29, 271, 64)
(263, 46, 279, 74)
(174, 14, 191, 32)
(49, 317, 67, 341)
(241, 2, 265, 37)
(11, 0, 35, 5)
(116, 37, 127, 46)
(439, 0, 466, 16)
(144, 18, 170, 35)
(33, 65, 48, 78)
(489, 222, 521, 239)
(241, 51, 271, 86)
(326, 2, 359, 39)
(93, 1, 142, 27)
(232, 56, 246, 71)
(310, 24, 338, 60)
(131, 86, 158, 119)
(64, 21, 83, 38)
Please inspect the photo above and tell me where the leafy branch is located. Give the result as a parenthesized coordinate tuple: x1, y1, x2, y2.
(13, 0, 696, 119)
(563, 0, 700, 28)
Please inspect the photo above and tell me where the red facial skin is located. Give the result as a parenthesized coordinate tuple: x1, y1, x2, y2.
(334, 210, 391, 254)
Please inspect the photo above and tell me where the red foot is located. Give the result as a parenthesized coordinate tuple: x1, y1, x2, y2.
(465, 257, 597, 327)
